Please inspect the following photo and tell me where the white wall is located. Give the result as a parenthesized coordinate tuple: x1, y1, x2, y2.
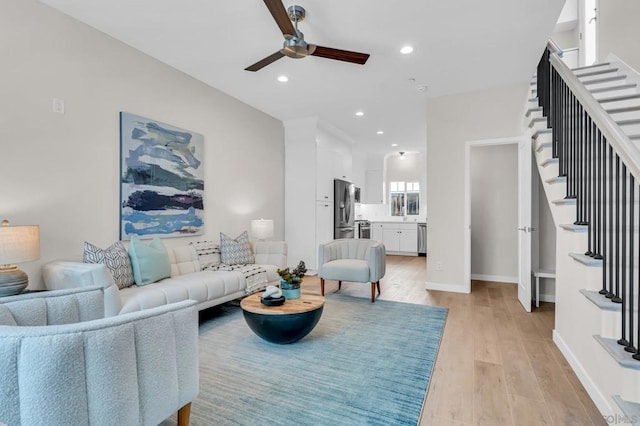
(426, 84, 528, 292)
(598, 1, 640, 70)
(1, 0, 284, 289)
(385, 152, 426, 217)
(470, 144, 518, 280)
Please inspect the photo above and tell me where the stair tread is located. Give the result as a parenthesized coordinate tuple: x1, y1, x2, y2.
(599, 94, 640, 104)
(605, 105, 640, 114)
(582, 75, 627, 85)
(612, 395, 640, 423)
(569, 252, 603, 266)
(594, 336, 640, 370)
(580, 289, 621, 312)
(572, 62, 611, 72)
(536, 141, 551, 152)
(553, 197, 576, 205)
(528, 116, 547, 128)
(575, 67, 619, 78)
(541, 157, 559, 167)
(561, 224, 587, 232)
(533, 128, 552, 139)
(545, 175, 566, 184)
(616, 118, 640, 126)
(525, 106, 543, 117)
(590, 83, 636, 94)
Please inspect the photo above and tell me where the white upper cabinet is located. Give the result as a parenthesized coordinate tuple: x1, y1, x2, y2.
(316, 146, 334, 202)
(364, 170, 384, 204)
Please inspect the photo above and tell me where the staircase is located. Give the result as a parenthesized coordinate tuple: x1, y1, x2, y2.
(531, 41, 640, 422)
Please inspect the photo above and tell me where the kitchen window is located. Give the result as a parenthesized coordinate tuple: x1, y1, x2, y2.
(390, 181, 420, 216)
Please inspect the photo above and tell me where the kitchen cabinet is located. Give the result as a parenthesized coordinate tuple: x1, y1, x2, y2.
(316, 201, 334, 247)
(371, 222, 383, 242)
(371, 222, 418, 255)
(316, 146, 353, 201)
(364, 170, 384, 204)
(316, 146, 334, 202)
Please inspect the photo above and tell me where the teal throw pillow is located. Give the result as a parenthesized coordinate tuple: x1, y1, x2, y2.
(128, 237, 172, 286)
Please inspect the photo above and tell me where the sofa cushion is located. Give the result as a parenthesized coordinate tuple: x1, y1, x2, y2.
(128, 237, 171, 286)
(220, 231, 254, 265)
(83, 241, 135, 289)
(321, 259, 370, 283)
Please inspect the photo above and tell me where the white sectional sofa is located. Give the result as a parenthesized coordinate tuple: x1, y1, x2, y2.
(42, 241, 287, 316)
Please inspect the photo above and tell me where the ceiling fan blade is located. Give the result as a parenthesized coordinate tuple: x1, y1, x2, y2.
(245, 51, 285, 72)
(263, 0, 296, 38)
(309, 45, 370, 65)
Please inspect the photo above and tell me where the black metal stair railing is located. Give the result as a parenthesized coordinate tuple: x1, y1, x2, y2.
(537, 43, 640, 360)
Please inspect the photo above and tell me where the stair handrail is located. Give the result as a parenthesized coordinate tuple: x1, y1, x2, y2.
(547, 40, 640, 182)
(547, 38, 563, 57)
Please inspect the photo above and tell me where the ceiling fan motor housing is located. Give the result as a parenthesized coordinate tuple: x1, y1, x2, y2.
(282, 30, 311, 58)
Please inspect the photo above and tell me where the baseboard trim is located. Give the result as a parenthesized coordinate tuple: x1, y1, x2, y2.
(470, 274, 518, 284)
(425, 281, 470, 294)
(539, 293, 556, 303)
(553, 330, 613, 416)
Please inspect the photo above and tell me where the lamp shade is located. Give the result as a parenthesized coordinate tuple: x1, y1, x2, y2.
(251, 219, 274, 240)
(0, 224, 40, 265)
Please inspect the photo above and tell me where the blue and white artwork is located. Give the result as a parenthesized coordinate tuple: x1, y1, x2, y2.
(120, 112, 204, 239)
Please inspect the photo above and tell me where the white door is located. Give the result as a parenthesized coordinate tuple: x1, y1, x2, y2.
(517, 137, 533, 312)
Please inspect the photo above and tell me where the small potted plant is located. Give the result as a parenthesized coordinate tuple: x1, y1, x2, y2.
(277, 261, 307, 299)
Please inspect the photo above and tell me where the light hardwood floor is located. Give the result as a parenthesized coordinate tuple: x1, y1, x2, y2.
(300, 255, 605, 426)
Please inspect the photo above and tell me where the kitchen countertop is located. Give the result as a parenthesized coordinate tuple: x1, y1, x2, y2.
(365, 217, 426, 224)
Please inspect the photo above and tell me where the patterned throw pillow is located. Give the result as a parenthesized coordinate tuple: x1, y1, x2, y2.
(189, 240, 221, 270)
(83, 241, 135, 289)
(219, 231, 255, 265)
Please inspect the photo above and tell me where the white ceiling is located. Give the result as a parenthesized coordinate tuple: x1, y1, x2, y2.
(39, 0, 565, 156)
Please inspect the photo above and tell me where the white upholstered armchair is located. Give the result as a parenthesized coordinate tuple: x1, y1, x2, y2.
(0, 286, 199, 426)
(318, 239, 386, 303)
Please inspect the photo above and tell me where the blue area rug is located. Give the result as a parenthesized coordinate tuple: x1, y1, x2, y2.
(191, 295, 447, 425)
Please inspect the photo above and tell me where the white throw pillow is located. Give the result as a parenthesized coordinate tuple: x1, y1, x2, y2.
(189, 240, 221, 270)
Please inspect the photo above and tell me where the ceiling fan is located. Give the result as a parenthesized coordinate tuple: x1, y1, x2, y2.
(245, 0, 370, 72)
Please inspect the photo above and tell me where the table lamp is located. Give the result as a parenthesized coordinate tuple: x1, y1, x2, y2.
(251, 219, 274, 241)
(0, 220, 40, 296)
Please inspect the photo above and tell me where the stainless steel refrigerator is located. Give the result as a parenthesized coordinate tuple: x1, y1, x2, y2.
(334, 179, 355, 239)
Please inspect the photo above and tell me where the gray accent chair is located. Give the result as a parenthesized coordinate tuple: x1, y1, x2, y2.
(0, 286, 199, 426)
(318, 239, 386, 303)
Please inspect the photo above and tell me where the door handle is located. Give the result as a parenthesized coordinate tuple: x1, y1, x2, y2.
(517, 227, 537, 232)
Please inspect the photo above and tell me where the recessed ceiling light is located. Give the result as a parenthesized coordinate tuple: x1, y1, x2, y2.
(391, 143, 398, 147)
(355, 111, 364, 117)
(400, 46, 414, 55)
(376, 130, 384, 135)
(277, 75, 289, 82)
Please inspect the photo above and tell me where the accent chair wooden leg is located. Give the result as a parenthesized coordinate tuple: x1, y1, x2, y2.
(320, 278, 325, 296)
(376, 281, 381, 296)
(178, 402, 192, 426)
(371, 282, 375, 303)
(338, 280, 342, 290)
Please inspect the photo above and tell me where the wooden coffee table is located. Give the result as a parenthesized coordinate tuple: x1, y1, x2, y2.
(240, 293, 325, 344)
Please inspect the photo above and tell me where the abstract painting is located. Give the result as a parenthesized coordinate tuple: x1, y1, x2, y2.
(120, 112, 204, 239)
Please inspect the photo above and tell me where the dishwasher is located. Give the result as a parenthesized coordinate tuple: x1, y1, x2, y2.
(418, 223, 427, 256)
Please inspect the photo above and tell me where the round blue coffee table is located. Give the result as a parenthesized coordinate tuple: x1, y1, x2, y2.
(240, 293, 325, 344)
